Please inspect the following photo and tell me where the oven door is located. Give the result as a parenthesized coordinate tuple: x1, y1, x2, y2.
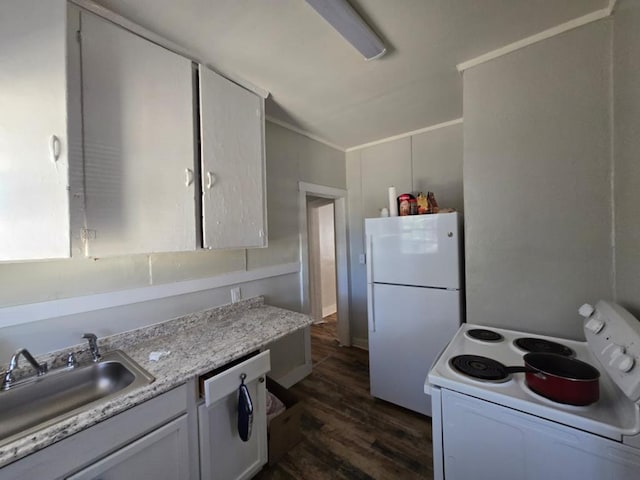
(441, 389, 640, 480)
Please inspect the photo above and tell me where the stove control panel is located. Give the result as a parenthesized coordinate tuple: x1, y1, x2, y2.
(583, 301, 640, 402)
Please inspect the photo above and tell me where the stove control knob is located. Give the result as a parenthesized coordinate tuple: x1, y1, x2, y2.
(585, 316, 605, 334)
(579, 303, 595, 318)
(610, 345, 625, 359)
(618, 355, 635, 373)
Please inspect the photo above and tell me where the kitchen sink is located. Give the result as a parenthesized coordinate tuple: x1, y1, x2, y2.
(0, 350, 154, 447)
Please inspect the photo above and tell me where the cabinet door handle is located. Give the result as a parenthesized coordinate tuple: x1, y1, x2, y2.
(49, 135, 61, 163)
(206, 171, 216, 189)
(185, 168, 194, 186)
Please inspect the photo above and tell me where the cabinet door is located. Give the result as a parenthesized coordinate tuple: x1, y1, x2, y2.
(199, 67, 267, 249)
(80, 12, 196, 256)
(0, 0, 70, 261)
(67, 415, 190, 480)
(199, 351, 270, 480)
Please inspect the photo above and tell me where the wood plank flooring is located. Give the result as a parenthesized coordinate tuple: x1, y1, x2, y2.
(255, 315, 434, 480)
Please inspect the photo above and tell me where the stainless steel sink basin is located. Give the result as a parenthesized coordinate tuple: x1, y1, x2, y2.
(0, 350, 154, 447)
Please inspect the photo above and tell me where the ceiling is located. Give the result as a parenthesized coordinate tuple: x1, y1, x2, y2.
(92, 0, 607, 149)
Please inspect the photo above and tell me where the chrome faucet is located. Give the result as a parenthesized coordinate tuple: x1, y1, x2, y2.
(83, 333, 101, 362)
(2, 348, 48, 391)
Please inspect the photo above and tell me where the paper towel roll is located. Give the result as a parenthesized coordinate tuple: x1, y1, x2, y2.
(388, 187, 398, 216)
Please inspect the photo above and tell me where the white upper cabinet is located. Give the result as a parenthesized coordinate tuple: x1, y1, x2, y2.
(80, 12, 197, 257)
(0, 0, 71, 261)
(0, 2, 267, 260)
(199, 67, 267, 249)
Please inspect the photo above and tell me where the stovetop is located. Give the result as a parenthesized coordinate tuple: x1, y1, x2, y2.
(427, 322, 640, 441)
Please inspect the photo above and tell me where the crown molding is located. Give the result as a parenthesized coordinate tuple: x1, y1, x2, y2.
(265, 116, 346, 152)
(457, 8, 612, 72)
(345, 118, 463, 152)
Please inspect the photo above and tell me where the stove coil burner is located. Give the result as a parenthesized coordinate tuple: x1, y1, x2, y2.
(514, 338, 574, 357)
(466, 329, 504, 342)
(449, 355, 509, 382)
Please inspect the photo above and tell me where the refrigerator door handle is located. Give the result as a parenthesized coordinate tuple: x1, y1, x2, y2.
(367, 283, 375, 332)
(366, 234, 373, 282)
(366, 235, 375, 332)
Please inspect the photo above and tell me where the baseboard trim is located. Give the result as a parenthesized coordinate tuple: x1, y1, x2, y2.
(0, 262, 300, 329)
(351, 337, 369, 351)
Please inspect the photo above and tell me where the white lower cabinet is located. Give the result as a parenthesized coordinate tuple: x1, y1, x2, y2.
(66, 415, 190, 480)
(1, 352, 275, 480)
(198, 350, 271, 480)
(0, 384, 197, 480)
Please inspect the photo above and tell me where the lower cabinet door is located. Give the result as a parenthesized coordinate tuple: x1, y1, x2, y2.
(66, 415, 190, 480)
(199, 351, 270, 480)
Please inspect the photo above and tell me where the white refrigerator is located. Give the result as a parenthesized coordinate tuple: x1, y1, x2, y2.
(365, 212, 463, 416)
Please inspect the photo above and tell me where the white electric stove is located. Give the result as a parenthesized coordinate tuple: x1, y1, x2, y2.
(426, 301, 640, 480)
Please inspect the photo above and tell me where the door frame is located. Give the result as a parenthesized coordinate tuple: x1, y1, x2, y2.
(299, 181, 351, 346)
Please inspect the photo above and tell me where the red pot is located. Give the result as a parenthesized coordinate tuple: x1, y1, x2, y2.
(508, 353, 600, 406)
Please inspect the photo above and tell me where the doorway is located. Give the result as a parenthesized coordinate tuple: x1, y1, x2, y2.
(298, 182, 350, 347)
(307, 198, 338, 328)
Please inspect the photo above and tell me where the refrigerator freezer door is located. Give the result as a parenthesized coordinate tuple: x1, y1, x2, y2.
(369, 283, 461, 416)
(365, 213, 461, 289)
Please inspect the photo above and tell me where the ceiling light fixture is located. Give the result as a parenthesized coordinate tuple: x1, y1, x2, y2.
(304, 0, 386, 61)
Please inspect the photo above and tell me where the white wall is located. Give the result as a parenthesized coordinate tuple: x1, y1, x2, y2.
(346, 151, 368, 346)
(0, 272, 300, 358)
(346, 124, 464, 345)
(463, 20, 612, 339)
(318, 203, 337, 317)
(306, 197, 323, 322)
(412, 126, 464, 212)
(613, 0, 640, 317)
(247, 122, 346, 269)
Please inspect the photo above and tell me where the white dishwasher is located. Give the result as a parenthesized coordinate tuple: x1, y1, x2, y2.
(198, 350, 271, 480)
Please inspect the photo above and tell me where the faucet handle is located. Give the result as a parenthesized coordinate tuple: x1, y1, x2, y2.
(2, 370, 14, 390)
(67, 352, 77, 368)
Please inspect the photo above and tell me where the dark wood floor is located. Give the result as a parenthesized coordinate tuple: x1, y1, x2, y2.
(255, 314, 434, 479)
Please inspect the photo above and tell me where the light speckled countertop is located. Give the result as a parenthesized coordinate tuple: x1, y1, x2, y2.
(0, 297, 312, 468)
